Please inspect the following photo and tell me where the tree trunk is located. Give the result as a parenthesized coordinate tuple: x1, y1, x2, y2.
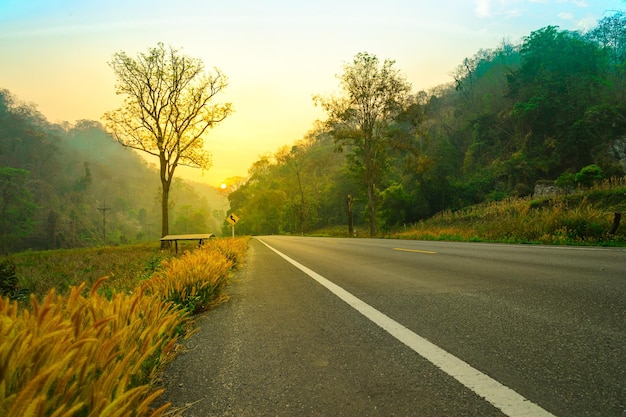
(347, 194, 354, 237)
(608, 212, 621, 235)
(297, 173, 306, 236)
(47, 210, 58, 250)
(367, 180, 376, 237)
(364, 132, 377, 237)
(160, 180, 171, 249)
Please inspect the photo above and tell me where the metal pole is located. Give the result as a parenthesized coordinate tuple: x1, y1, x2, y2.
(98, 200, 110, 245)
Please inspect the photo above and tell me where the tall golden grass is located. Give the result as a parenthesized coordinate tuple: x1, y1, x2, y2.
(0, 279, 180, 417)
(0, 237, 248, 417)
(148, 238, 248, 314)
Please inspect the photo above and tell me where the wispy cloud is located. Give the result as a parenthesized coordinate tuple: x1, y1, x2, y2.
(572, 1, 589, 7)
(577, 15, 599, 30)
(474, 0, 525, 19)
(474, 0, 492, 17)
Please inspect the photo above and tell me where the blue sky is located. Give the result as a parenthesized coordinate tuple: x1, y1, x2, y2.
(1, 0, 624, 185)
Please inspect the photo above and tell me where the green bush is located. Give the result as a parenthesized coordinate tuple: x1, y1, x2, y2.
(575, 164, 603, 188)
(0, 260, 28, 300)
(555, 172, 576, 190)
(561, 218, 605, 240)
(0, 259, 17, 297)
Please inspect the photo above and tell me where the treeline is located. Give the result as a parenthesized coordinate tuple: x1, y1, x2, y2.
(227, 13, 626, 236)
(0, 90, 228, 253)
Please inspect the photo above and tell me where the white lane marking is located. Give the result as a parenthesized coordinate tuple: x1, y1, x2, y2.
(258, 238, 557, 417)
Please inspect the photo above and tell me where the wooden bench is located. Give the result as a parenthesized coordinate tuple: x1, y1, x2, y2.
(160, 233, 215, 253)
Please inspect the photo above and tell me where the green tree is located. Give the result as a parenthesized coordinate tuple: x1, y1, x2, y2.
(0, 168, 37, 253)
(507, 26, 603, 174)
(315, 52, 412, 236)
(274, 129, 334, 235)
(575, 164, 603, 188)
(242, 155, 288, 235)
(103, 43, 232, 247)
(587, 11, 626, 102)
(276, 144, 311, 235)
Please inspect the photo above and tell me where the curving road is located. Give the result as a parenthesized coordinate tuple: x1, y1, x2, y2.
(158, 236, 626, 416)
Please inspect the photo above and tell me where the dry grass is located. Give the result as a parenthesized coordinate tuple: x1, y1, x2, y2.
(0, 279, 182, 416)
(148, 238, 249, 314)
(391, 178, 626, 245)
(0, 237, 249, 417)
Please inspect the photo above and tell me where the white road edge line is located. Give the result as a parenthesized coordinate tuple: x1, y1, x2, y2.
(258, 238, 557, 417)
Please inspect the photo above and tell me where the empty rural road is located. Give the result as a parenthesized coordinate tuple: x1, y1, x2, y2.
(157, 236, 626, 416)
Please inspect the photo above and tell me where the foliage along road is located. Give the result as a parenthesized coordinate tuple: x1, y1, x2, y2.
(158, 236, 626, 416)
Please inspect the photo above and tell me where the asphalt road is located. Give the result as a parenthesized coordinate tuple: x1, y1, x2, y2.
(157, 236, 626, 416)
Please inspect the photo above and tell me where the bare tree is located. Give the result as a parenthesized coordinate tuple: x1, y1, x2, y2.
(315, 52, 411, 236)
(103, 43, 232, 246)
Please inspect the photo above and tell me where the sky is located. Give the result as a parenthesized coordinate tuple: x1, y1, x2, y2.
(1, 0, 624, 187)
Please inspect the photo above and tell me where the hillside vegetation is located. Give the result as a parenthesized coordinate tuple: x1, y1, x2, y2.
(0, 92, 228, 254)
(390, 180, 626, 245)
(227, 13, 626, 237)
(2, 12, 625, 249)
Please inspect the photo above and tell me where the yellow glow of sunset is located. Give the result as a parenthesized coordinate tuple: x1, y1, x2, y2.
(1, 0, 618, 186)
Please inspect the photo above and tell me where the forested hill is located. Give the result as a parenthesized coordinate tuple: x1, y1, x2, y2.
(228, 14, 626, 236)
(0, 90, 228, 253)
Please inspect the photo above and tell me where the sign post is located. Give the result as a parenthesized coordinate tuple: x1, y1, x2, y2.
(226, 213, 239, 238)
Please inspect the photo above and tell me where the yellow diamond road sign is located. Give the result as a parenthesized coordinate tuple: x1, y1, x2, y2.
(227, 213, 239, 225)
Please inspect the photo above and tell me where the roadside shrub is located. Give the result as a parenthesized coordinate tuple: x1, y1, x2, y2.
(0, 237, 249, 416)
(0, 260, 17, 297)
(555, 172, 576, 190)
(148, 247, 234, 314)
(0, 260, 29, 301)
(209, 237, 249, 265)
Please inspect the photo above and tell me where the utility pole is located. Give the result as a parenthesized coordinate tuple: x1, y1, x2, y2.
(347, 194, 354, 237)
(98, 200, 110, 245)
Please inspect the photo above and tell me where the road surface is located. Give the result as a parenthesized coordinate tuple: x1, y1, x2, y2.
(157, 236, 626, 416)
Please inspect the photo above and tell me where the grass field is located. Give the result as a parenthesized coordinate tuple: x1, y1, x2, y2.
(2, 242, 170, 301)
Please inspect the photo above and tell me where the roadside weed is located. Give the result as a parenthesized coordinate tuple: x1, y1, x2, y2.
(0, 237, 249, 416)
